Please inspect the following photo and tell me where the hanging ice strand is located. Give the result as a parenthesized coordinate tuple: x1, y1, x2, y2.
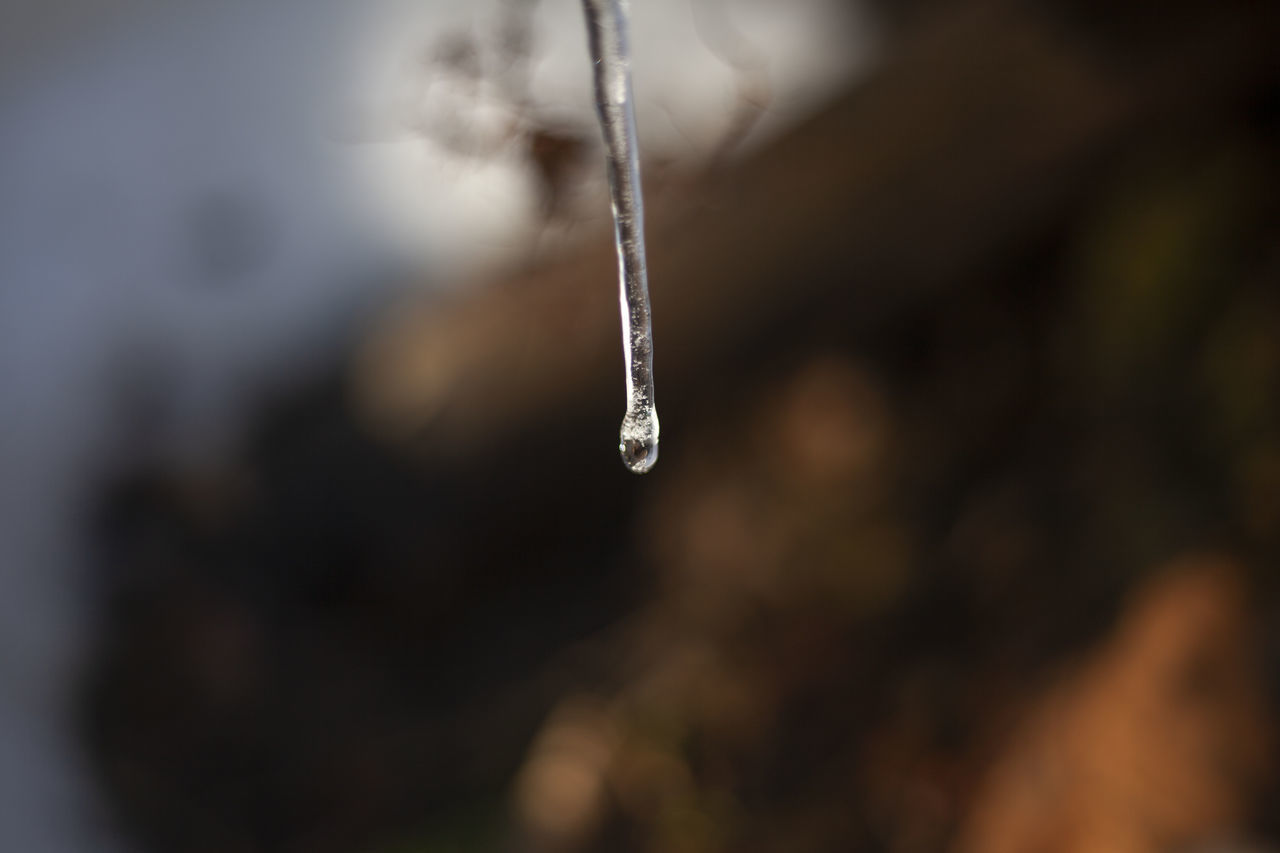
(581, 0, 660, 474)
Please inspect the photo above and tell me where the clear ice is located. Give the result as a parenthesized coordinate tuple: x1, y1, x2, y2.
(581, 0, 660, 474)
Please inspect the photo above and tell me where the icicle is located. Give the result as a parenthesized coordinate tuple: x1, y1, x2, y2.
(581, 0, 659, 474)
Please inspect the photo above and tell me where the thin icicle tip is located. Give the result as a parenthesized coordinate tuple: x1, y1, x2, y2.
(581, 0, 660, 474)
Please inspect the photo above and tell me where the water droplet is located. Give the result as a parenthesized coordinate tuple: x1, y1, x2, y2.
(619, 436, 658, 474)
(619, 407, 659, 474)
(582, 0, 660, 474)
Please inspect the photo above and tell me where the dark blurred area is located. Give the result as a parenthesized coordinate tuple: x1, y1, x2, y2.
(5, 0, 1278, 851)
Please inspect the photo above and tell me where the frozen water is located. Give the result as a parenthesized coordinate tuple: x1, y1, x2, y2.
(582, 0, 660, 473)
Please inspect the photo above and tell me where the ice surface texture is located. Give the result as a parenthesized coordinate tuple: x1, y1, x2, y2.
(582, 0, 659, 474)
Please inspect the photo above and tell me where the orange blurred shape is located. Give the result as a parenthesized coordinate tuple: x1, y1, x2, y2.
(515, 696, 618, 849)
(957, 556, 1273, 853)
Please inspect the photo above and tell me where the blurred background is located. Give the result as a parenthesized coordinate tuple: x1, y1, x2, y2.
(0, 0, 1277, 851)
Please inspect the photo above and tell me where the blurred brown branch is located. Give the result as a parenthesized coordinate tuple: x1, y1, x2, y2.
(353, 0, 1278, 460)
